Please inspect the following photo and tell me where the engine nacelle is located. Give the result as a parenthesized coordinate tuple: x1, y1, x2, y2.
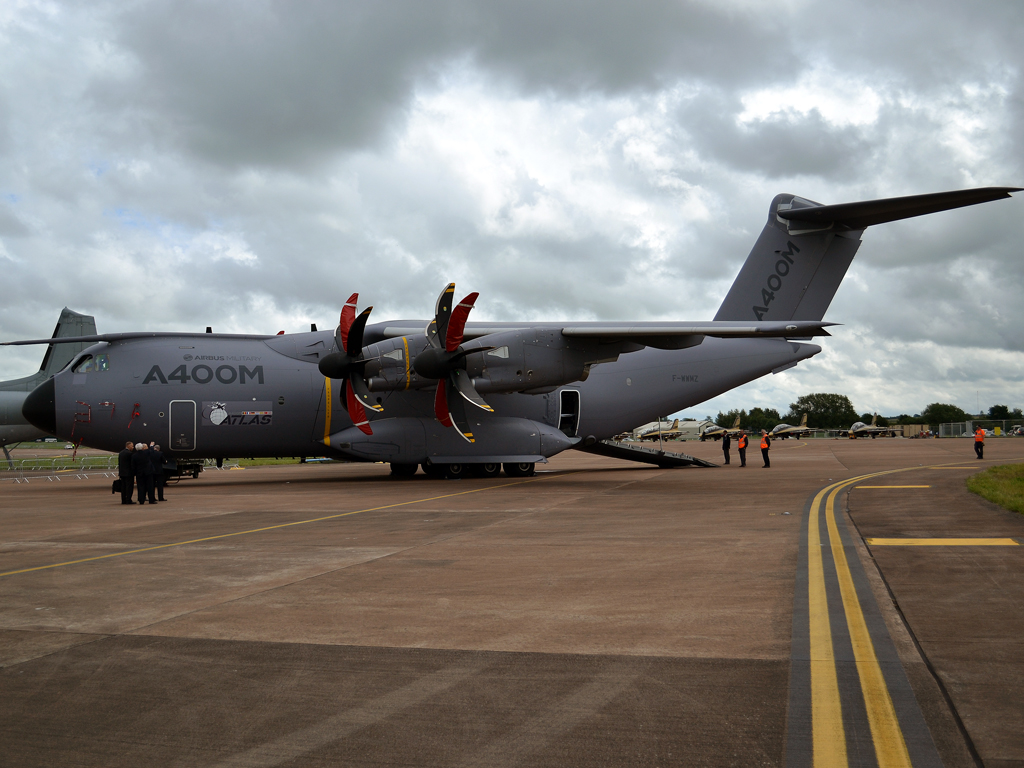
(363, 328, 626, 395)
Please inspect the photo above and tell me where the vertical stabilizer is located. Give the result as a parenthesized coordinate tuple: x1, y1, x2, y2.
(715, 187, 1021, 322)
(714, 194, 862, 322)
(1, 308, 98, 392)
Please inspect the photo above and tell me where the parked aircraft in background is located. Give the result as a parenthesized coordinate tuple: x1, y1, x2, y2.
(0, 309, 96, 465)
(6, 187, 1019, 478)
(699, 414, 741, 441)
(770, 413, 813, 439)
(839, 414, 897, 439)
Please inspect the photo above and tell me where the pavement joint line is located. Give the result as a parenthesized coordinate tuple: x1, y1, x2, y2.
(0, 475, 557, 578)
(866, 538, 1019, 547)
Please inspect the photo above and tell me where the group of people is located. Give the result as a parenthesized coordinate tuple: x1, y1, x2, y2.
(720, 430, 772, 468)
(117, 441, 167, 505)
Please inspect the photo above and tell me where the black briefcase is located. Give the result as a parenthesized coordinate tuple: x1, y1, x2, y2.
(112, 478, 122, 494)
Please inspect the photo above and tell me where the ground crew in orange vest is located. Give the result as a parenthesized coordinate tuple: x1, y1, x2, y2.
(974, 427, 985, 459)
(760, 430, 771, 468)
(737, 432, 747, 467)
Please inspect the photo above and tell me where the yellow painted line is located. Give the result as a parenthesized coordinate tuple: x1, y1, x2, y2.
(855, 485, 931, 489)
(402, 336, 410, 390)
(807, 483, 848, 767)
(0, 476, 549, 578)
(867, 538, 1018, 547)
(323, 376, 332, 446)
(825, 480, 912, 768)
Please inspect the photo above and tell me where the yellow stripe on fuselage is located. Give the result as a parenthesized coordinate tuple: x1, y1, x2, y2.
(323, 376, 332, 446)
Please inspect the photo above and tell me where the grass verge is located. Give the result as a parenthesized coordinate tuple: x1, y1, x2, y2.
(967, 464, 1024, 515)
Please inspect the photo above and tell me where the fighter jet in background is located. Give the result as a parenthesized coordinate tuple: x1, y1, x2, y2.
(770, 413, 813, 439)
(6, 187, 1019, 478)
(840, 413, 897, 439)
(0, 308, 96, 465)
(700, 414, 741, 441)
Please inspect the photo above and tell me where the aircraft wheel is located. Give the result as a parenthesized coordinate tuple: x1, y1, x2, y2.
(503, 462, 535, 478)
(469, 462, 501, 478)
(390, 463, 418, 478)
(422, 462, 446, 479)
(444, 463, 467, 479)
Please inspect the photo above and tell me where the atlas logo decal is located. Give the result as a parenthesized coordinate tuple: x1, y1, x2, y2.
(142, 364, 264, 385)
(752, 241, 799, 320)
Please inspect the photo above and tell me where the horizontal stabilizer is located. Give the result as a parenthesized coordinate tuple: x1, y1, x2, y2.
(778, 187, 1022, 230)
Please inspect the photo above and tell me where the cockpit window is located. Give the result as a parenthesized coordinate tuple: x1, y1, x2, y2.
(73, 354, 110, 373)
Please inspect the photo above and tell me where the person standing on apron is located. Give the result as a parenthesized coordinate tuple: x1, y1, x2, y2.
(721, 431, 731, 465)
(118, 441, 136, 504)
(737, 432, 747, 467)
(974, 427, 985, 459)
(760, 431, 771, 468)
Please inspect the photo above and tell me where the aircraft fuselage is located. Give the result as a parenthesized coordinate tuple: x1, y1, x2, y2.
(26, 325, 820, 465)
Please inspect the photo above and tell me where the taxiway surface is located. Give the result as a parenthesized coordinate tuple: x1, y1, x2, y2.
(1, 438, 1022, 766)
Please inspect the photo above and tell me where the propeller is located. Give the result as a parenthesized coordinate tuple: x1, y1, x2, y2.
(317, 293, 382, 436)
(414, 284, 494, 443)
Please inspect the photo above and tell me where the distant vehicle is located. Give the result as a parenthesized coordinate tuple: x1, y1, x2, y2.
(700, 414, 742, 441)
(770, 412, 813, 439)
(838, 413, 897, 439)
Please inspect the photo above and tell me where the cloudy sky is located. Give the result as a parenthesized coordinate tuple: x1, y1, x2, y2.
(1, 0, 1022, 419)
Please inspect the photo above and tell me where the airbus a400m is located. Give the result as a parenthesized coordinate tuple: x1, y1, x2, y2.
(7, 187, 1019, 478)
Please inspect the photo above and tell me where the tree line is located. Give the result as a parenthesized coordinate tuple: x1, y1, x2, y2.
(714, 394, 1023, 432)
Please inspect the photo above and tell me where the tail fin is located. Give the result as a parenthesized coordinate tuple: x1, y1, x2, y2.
(732, 414, 740, 429)
(800, 412, 808, 428)
(0, 308, 97, 392)
(871, 413, 877, 427)
(714, 187, 1021, 322)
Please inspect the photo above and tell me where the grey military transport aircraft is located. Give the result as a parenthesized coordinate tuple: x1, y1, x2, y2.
(0, 308, 96, 465)
(5, 187, 1020, 479)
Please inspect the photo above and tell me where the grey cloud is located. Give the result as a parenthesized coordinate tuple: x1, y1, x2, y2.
(94, 0, 793, 168)
(679, 92, 874, 179)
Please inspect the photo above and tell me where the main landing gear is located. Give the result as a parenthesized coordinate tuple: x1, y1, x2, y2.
(390, 461, 535, 479)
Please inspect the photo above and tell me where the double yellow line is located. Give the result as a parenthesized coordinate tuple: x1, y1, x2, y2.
(807, 470, 912, 768)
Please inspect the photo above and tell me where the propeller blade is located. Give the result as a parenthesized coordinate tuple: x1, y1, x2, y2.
(446, 379, 476, 443)
(450, 369, 492, 412)
(427, 283, 455, 349)
(338, 293, 359, 349)
(349, 371, 383, 412)
(346, 381, 373, 435)
(434, 380, 453, 428)
(445, 292, 478, 352)
(346, 306, 373, 355)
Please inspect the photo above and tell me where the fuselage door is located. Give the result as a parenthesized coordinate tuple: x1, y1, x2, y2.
(558, 389, 581, 437)
(169, 400, 196, 451)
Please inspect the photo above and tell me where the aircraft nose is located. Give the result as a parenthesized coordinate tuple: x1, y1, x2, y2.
(22, 377, 56, 435)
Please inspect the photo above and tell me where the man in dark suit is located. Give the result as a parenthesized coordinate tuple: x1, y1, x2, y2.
(117, 441, 136, 504)
(721, 431, 731, 465)
(131, 442, 154, 504)
(150, 443, 166, 502)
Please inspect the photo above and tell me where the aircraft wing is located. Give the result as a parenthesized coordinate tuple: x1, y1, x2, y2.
(1, 332, 275, 346)
(557, 320, 833, 349)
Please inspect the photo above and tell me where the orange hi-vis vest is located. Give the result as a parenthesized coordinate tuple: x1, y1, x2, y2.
(760, 435, 769, 450)
(975, 428, 985, 442)
(738, 434, 747, 449)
